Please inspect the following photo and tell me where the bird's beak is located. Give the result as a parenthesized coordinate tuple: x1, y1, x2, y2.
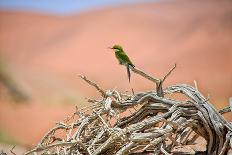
(108, 47, 113, 49)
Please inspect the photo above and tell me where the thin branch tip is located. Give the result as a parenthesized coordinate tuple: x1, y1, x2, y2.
(162, 63, 177, 82)
(78, 74, 106, 97)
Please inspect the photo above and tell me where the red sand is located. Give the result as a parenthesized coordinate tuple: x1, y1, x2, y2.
(0, 0, 231, 146)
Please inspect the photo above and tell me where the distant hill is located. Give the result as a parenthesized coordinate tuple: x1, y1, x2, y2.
(0, 0, 232, 146)
(0, 0, 232, 105)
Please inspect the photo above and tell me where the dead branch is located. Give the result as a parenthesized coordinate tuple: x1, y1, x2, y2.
(25, 67, 232, 155)
(219, 106, 231, 114)
(130, 64, 176, 97)
(79, 75, 106, 97)
(162, 64, 176, 82)
(130, 67, 160, 83)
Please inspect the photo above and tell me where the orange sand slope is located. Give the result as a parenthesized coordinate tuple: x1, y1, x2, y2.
(0, 0, 232, 146)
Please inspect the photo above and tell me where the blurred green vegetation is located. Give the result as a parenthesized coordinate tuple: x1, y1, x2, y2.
(0, 58, 29, 102)
(0, 128, 18, 145)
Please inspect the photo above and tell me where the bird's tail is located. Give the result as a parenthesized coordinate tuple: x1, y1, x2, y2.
(126, 64, 135, 95)
(126, 64, 133, 83)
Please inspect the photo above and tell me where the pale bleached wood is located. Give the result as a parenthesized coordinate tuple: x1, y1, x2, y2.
(25, 68, 232, 155)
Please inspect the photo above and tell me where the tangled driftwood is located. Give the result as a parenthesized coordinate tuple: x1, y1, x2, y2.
(25, 65, 232, 155)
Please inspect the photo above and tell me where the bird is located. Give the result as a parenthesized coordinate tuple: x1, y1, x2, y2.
(110, 44, 135, 82)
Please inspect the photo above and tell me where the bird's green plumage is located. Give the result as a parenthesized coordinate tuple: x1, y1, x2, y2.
(111, 44, 135, 82)
(112, 45, 134, 67)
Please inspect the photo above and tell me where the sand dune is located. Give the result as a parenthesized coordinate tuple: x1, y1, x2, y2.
(0, 0, 231, 145)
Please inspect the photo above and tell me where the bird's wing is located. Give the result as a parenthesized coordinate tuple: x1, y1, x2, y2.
(117, 52, 134, 67)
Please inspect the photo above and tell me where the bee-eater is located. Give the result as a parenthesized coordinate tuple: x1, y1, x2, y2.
(110, 45, 135, 82)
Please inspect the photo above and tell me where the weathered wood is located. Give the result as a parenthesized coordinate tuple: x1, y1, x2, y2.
(25, 68, 232, 155)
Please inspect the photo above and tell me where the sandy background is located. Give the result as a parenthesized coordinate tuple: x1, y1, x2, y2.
(0, 0, 231, 152)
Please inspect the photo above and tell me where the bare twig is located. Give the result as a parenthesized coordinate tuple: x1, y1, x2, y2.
(160, 144, 171, 155)
(79, 75, 106, 97)
(162, 64, 177, 82)
(25, 141, 78, 155)
(219, 106, 231, 114)
(25, 68, 231, 155)
(194, 80, 198, 91)
(10, 146, 16, 155)
(130, 66, 160, 83)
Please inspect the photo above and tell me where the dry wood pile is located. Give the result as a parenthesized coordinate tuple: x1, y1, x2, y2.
(25, 65, 232, 155)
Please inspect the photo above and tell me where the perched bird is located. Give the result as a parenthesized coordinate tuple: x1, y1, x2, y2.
(110, 44, 135, 82)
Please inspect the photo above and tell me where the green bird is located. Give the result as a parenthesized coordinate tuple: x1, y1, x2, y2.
(110, 44, 135, 82)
